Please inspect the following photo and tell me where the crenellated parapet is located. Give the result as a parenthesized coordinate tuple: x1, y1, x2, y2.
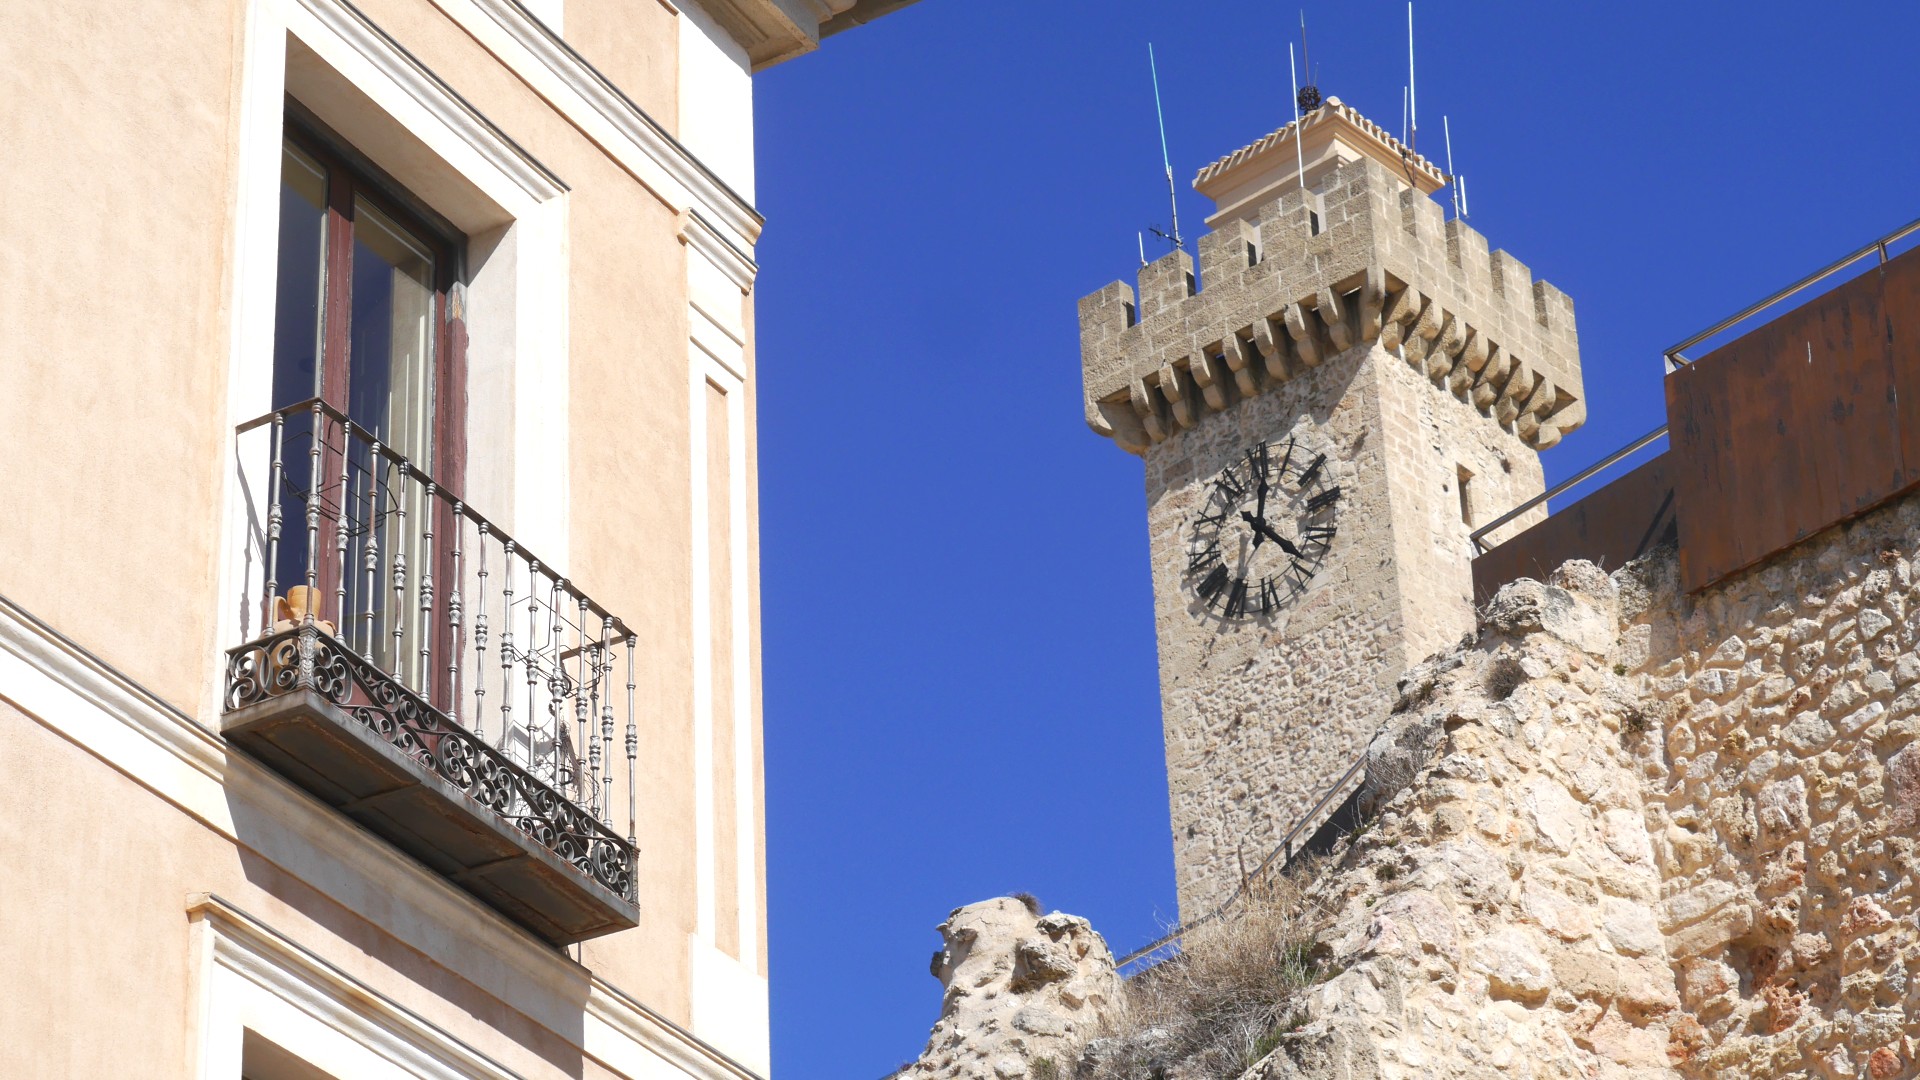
(1078, 119, 1584, 456)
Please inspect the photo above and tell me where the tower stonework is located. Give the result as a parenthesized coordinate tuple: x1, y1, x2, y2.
(1077, 99, 1586, 917)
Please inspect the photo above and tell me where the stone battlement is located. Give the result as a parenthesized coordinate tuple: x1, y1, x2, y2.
(1078, 150, 1584, 455)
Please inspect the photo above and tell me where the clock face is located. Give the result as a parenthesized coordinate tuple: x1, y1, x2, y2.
(1185, 436, 1341, 620)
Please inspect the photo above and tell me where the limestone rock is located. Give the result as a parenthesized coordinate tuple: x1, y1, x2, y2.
(903, 897, 1123, 1079)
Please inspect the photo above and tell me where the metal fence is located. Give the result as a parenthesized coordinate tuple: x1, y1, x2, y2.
(229, 398, 641, 894)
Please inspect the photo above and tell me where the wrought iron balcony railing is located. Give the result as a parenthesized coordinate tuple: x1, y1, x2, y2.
(224, 399, 640, 945)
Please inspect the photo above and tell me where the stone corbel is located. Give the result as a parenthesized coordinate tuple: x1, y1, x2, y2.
(1402, 299, 1442, 368)
(1252, 317, 1292, 382)
(1356, 266, 1386, 343)
(1473, 345, 1511, 412)
(1189, 350, 1229, 411)
(1283, 303, 1321, 367)
(1158, 361, 1196, 429)
(1091, 396, 1150, 454)
(1379, 285, 1421, 352)
(1426, 311, 1466, 382)
(1130, 377, 1169, 443)
(1316, 286, 1353, 352)
(1448, 328, 1488, 398)
(1218, 334, 1259, 398)
(1496, 362, 1536, 427)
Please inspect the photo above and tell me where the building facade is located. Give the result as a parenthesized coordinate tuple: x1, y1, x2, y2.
(1077, 98, 1587, 917)
(0, 1, 911, 1076)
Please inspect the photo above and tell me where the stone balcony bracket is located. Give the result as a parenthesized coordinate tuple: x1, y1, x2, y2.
(1077, 155, 1584, 455)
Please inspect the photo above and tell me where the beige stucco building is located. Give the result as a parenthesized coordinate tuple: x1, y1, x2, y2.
(0, 1, 912, 1076)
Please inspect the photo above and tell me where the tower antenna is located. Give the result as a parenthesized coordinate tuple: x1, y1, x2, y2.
(1288, 44, 1308, 194)
(1295, 11, 1321, 113)
(1443, 114, 1459, 219)
(1406, 2, 1417, 152)
(1147, 43, 1183, 252)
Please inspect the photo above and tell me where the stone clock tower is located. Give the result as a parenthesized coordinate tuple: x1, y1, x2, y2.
(1077, 99, 1585, 917)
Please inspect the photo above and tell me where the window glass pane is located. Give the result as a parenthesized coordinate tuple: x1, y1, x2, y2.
(271, 143, 327, 408)
(271, 142, 328, 603)
(347, 197, 436, 469)
(346, 197, 437, 683)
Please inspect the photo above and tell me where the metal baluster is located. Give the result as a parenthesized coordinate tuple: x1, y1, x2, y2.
(334, 420, 353, 638)
(304, 402, 322, 621)
(597, 615, 614, 823)
(419, 481, 435, 701)
(526, 559, 541, 780)
(362, 440, 383, 660)
(575, 595, 590, 803)
(473, 523, 490, 741)
(448, 504, 463, 723)
(625, 634, 638, 849)
(549, 575, 566, 791)
(263, 412, 285, 632)
(391, 457, 409, 681)
(500, 540, 516, 762)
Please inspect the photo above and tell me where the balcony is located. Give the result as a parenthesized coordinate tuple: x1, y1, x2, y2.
(225, 400, 639, 945)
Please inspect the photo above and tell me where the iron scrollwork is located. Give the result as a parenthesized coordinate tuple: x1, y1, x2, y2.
(225, 626, 636, 900)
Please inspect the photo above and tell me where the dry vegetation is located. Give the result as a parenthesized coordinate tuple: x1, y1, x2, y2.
(1079, 871, 1329, 1079)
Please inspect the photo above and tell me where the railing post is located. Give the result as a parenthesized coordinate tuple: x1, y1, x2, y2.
(363, 440, 383, 660)
(391, 457, 409, 682)
(419, 480, 435, 701)
(474, 523, 490, 741)
(304, 402, 322, 621)
(500, 540, 516, 763)
(264, 411, 285, 634)
(334, 419, 353, 637)
(626, 634, 638, 849)
(448, 503, 463, 722)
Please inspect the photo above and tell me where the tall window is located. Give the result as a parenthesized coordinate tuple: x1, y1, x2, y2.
(269, 119, 463, 688)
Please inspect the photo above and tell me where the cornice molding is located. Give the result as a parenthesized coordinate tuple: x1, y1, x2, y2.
(193, 895, 520, 1080)
(454, 0, 765, 247)
(680, 208, 760, 292)
(588, 979, 768, 1080)
(296, 0, 568, 203)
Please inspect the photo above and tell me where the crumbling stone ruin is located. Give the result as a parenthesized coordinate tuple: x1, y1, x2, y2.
(901, 486, 1920, 1077)
(901, 896, 1125, 1079)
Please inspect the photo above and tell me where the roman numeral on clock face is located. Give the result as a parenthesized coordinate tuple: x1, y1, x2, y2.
(1215, 465, 1248, 502)
(1187, 543, 1222, 572)
(1306, 486, 1342, 514)
(1245, 442, 1269, 484)
(1296, 453, 1328, 489)
(1259, 577, 1283, 613)
(1304, 523, 1336, 549)
(1197, 563, 1230, 603)
(1223, 577, 1249, 618)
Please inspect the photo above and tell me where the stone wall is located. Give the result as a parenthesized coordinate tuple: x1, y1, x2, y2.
(1257, 489, 1920, 1078)
(1143, 339, 1543, 919)
(1625, 491, 1920, 1077)
(1263, 561, 1683, 1079)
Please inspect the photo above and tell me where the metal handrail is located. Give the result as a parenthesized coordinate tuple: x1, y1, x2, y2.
(1113, 753, 1369, 972)
(1468, 422, 1669, 554)
(1665, 215, 1920, 369)
(237, 397, 631, 638)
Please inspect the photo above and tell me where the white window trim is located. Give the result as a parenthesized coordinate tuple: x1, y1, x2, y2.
(188, 895, 519, 1080)
(211, 0, 573, 722)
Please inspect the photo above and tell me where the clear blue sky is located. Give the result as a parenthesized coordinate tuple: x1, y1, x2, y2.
(749, 2, 1920, 1074)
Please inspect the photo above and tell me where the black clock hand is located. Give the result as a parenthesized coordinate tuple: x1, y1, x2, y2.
(1241, 511, 1302, 557)
(1239, 511, 1301, 556)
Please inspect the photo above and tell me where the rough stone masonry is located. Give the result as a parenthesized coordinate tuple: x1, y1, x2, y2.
(904, 486, 1920, 1079)
(1078, 99, 1582, 920)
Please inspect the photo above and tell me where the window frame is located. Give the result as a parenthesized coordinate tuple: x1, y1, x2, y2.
(283, 105, 468, 490)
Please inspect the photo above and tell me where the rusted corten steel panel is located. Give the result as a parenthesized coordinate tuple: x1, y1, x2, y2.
(1667, 248, 1920, 592)
(1471, 453, 1678, 603)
